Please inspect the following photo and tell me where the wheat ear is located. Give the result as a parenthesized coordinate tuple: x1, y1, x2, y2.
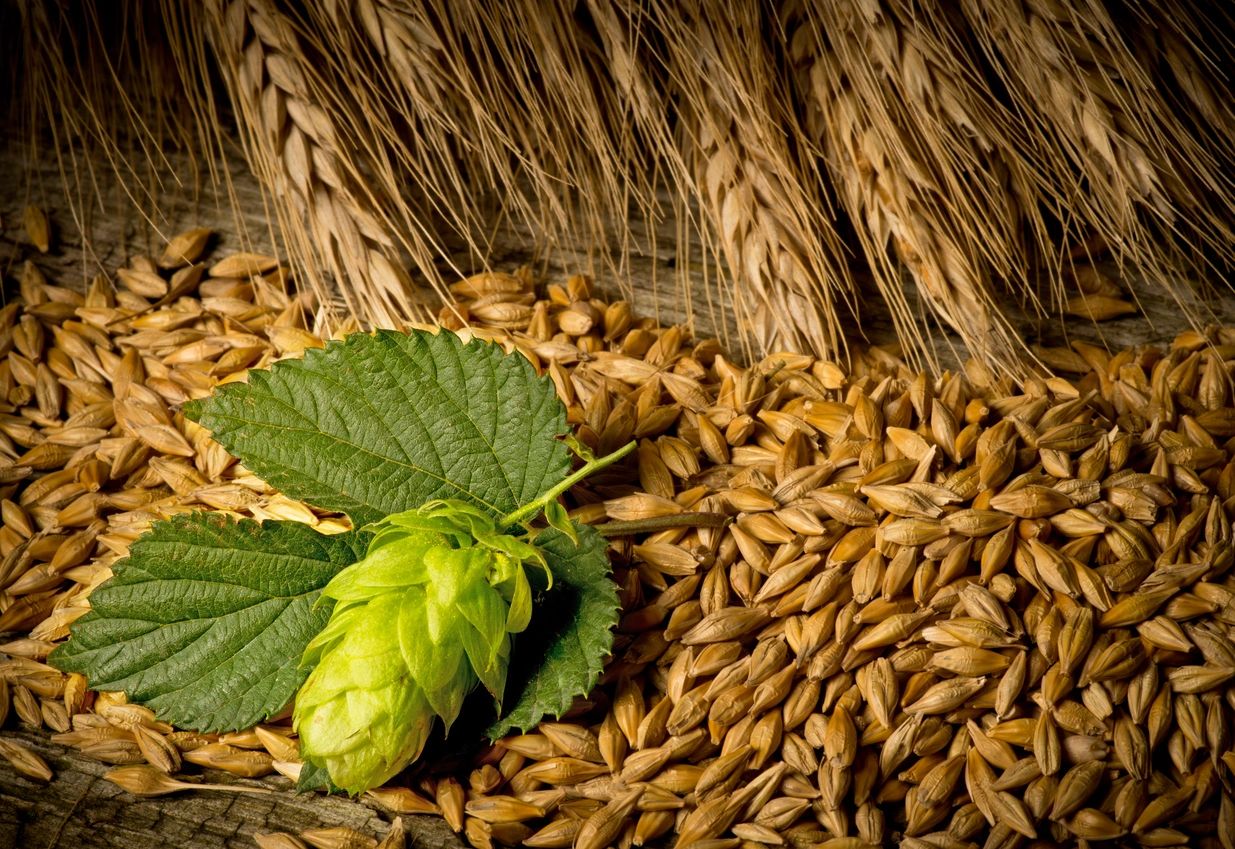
(295, 0, 498, 264)
(964, 0, 1234, 310)
(204, 0, 440, 330)
(791, 0, 1052, 373)
(301, 0, 660, 298)
(655, 0, 852, 360)
(585, 0, 692, 303)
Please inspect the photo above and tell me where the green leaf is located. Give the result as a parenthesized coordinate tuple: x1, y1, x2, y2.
(543, 499, 577, 545)
(296, 759, 340, 794)
(487, 522, 617, 738)
(563, 432, 595, 462)
(185, 329, 571, 527)
(50, 514, 367, 732)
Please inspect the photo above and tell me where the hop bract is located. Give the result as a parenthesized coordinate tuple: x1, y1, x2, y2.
(293, 500, 549, 793)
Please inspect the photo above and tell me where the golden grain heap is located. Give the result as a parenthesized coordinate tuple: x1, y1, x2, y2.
(2, 219, 1235, 849)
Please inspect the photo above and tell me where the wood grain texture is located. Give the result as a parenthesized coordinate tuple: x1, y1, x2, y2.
(0, 729, 459, 849)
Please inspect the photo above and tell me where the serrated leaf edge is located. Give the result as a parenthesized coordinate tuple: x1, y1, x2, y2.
(184, 328, 571, 526)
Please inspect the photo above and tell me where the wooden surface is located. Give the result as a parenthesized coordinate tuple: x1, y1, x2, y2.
(2, 134, 1235, 849)
(0, 729, 458, 849)
(7, 133, 1232, 367)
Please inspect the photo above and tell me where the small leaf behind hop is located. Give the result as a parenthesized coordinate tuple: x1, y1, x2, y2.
(487, 522, 617, 738)
(185, 329, 571, 527)
(543, 499, 577, 545)
(296, 759, 341, 794)
(50, 514, 367, 733)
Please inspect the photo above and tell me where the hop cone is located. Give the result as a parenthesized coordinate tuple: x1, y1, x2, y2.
(293, 500, 548, 792)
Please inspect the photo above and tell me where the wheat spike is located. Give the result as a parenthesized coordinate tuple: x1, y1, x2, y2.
(655, 0, 852, 360)
(585, 0, 692, 309)
(299, 0, 668, 319)
(962, 0, 1235, 317)
(203, 0, 442, 330)
(790, 0, 1053, 373)
(298, 0, 504, 256)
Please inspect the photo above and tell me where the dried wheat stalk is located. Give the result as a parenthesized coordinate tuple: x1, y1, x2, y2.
(295, 0, 491, 256)
(1115, 0, 1235, 148)
(789, 0, 1054, 373)
(297, 0, 667, 312)
(202, 0, 441, 330)
(487, 0, 631, 249)
(583, 0, 714, 340)
(962, 0, 1235, 302)
(585, 0, 682, 185)
(654, 0, 852, 361)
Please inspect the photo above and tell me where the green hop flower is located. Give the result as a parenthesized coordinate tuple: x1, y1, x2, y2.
(293, 500, 550, 793)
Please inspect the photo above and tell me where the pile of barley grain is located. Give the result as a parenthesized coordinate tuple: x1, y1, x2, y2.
(2, 219, 1234, 849)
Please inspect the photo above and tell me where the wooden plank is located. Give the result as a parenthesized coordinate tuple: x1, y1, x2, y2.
(6, 133, 1231, 369)
(0, 729, 459, 849)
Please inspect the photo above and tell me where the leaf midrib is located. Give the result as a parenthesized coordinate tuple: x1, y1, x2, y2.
(374, 332, 521, 508)
(202, 330, 569, 520)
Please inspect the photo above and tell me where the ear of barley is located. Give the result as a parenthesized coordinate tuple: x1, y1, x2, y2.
(787, 0, 1049, 374)
(200, 0, 439, 331)
(653, 0, 852, 361)
(962, 0, 1235, 330)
